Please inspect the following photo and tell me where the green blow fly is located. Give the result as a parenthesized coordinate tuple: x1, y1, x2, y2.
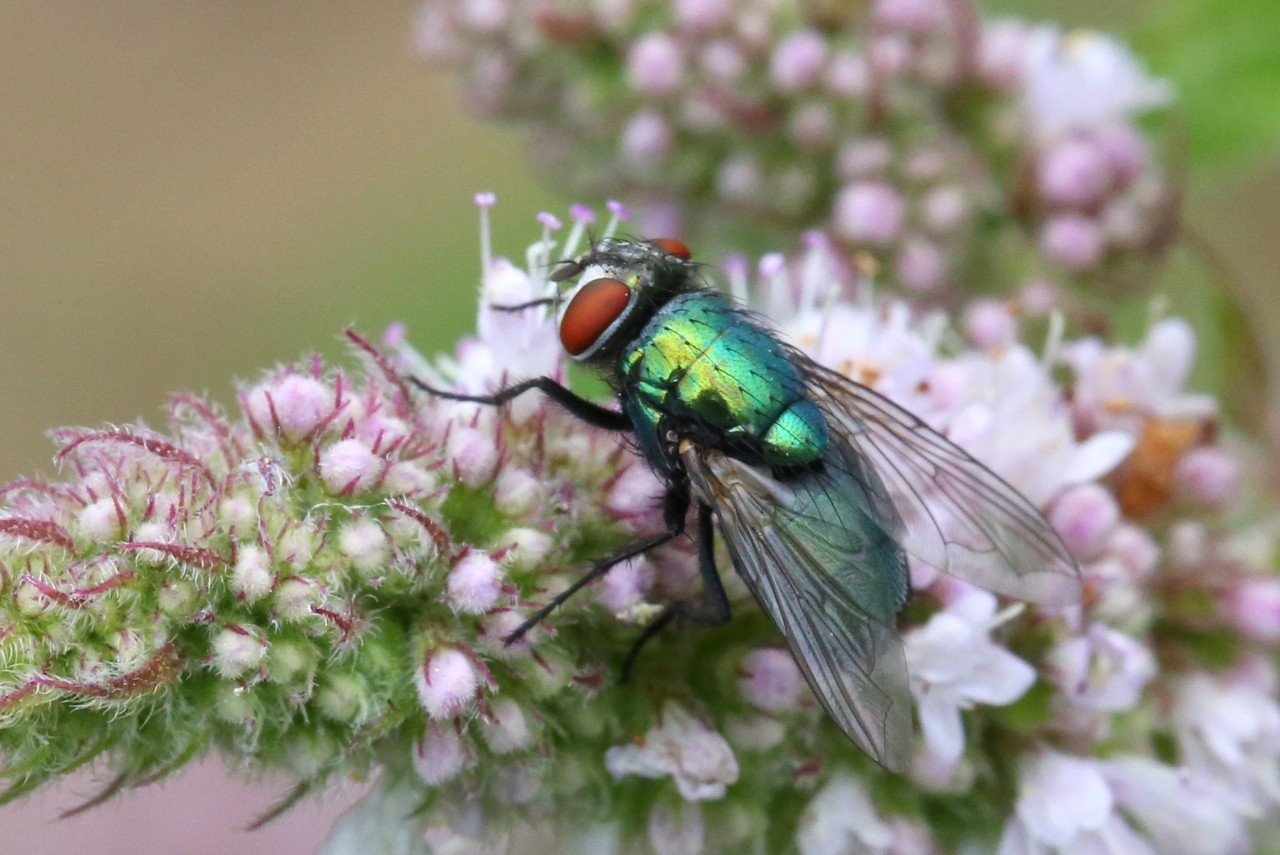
(414, 236, 1080, 771)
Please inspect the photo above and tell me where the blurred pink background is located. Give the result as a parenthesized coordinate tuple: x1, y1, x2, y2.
(0, 4, 1276, 854)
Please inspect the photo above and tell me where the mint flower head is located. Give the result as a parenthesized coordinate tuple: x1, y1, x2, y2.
(415, 1, 1176, 300)
(3, 198, 1277, 852)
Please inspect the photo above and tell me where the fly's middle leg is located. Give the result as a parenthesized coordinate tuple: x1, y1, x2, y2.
(622, 503, 731, 679)
(503, 482, 692, 645)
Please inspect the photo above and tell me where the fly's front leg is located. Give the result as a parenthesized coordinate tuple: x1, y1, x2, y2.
(411, 375, 631, 432)
(504, 482, 692, 644)
(622, 503, 731, 679)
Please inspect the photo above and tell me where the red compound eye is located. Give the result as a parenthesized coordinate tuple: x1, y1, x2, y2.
(651, 237, 692, 260)
(559, 277, 632, 356)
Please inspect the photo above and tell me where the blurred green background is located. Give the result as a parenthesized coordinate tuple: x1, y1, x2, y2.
(0, 3, 1276, 853)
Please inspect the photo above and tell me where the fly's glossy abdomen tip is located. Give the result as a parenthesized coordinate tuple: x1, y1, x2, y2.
(560, 277, 632, 356)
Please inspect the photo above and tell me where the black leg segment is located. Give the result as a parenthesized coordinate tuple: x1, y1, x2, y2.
(411, 375, 632, 432)
(503, 482, 692, 645)
(622, 504, 732, 678)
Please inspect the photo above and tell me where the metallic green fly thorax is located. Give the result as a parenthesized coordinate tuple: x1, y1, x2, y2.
(619, 289, 829, 472)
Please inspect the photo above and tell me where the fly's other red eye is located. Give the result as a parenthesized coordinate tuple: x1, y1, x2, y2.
(651, 237, 692, 260)
(559, 277, 632, 356)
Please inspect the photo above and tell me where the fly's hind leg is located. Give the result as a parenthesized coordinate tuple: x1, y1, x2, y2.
(622, 503, 731, 679)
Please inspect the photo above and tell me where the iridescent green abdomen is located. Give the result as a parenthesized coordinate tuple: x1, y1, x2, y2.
(619, 290, 828, 471)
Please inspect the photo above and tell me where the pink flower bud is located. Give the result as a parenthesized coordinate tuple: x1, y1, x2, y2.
(621, 109, 673, 165)
(245, 374, 333, 442)
(675, 0, 732, 31)
(1108, 524, 1160, 579)
(627, 33, 684, 95)
(699, 39, 746, 82)
(477, 610, 532, 659)
(597, 556, 654, 613)
(1226, 578, 1280, 643)
(833, 182, 906, 246)
(1093, 124, 1149, 185)
(770, 30, 827, 92)
(446, 425, 500, 487)
(494, 467, 544, 517)
(1049, 484, 1120, 560)
(825, 50, 868, 96)
(274, 576, 326, 622)
(417, 646, 481, 720)
(218, 496, 257, 536)
(1037, 138, 1111, 207)
(789, 103, 835, 152)
(716, 155, 765, 203)
(482, 697, 535, 753)
(76, 498, 121, 543)
(414, 724, 467, 786)
(213, 625, 266, 678)
(319, 438, 380, 494)
(231, 544, 273, 602)
(836, 138, 892, 180)
(1175, 446, 1241, 509)
(895, 239, 946, 293)
(964, 299, 1018, 350)
(337, 518, 390, 573)
(874, 0, 941, 33)
(447, 551, 504, 615)
(921, 185, 971, 234)
(1039, 215, 1104, 271)
(739, 648, 805, 713)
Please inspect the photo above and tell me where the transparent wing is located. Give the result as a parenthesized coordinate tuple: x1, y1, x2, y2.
(801, 356, 1081, 606)
(681, 443, 913, 771)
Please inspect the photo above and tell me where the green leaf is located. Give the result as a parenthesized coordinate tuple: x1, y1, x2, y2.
(1133, 0, 1280, 168)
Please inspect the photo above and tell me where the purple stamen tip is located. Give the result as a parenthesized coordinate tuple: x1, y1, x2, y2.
(381, 322, 407, 348)
(759, 253, 786, 277)
(802, 230, 827, 250)
(723, 254, 749, 276)
(537, 212, 563, 230)
(570, 203, 596, 224)
(606, 200, 630, 220)
(474, 192, 497, 208)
